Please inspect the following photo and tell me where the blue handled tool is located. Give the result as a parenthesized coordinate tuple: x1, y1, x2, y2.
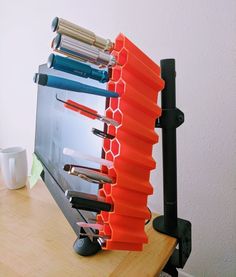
(33, 73, 119, 98)
(47, 54, 109, 83)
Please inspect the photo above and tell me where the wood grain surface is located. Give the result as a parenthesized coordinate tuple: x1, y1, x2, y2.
(0, 180, 176, 277)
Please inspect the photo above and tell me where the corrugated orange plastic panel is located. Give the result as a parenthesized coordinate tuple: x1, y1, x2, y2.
(98, 34, 164, 251)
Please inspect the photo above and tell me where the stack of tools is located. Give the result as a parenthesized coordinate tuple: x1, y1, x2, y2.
(34, 17, 164, 251)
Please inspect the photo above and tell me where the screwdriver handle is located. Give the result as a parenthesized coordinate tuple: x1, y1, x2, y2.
(34, 73, 119, 98)
(48, 54, 109, 83)
(52, 17, 114, 52)
(65, 99, 98, 119)
(52, 34, 116, 67)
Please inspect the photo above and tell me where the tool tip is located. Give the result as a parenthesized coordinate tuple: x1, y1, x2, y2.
(33, 73, 38, 83)
(52, 33, 61, 49)
(33, 73, 48, 85)
(63, 164, 71, 172)
(51, 17, 59, 32)
(47, 53, 55, 68)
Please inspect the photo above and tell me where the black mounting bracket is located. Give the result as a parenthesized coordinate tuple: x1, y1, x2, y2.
(153, 59, 192, 274)
(156, 108, 184, 129)
(153, 216, 191, 269)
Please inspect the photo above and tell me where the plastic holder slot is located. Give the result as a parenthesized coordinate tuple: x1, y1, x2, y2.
(98, 34, 164, 251)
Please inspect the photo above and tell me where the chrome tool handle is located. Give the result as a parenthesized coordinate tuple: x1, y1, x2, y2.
(52, 17, 114, 51)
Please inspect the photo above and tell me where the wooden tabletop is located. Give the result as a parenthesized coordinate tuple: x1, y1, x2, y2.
(0, 180, 176, 277)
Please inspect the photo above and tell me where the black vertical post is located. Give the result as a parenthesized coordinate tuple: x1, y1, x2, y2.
(161, 59, 178, 230)
(153, 59, 192, 271)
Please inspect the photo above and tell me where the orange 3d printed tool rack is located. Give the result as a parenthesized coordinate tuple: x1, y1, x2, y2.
(34, 17, 192, 274)
(97, 33, 164, 251)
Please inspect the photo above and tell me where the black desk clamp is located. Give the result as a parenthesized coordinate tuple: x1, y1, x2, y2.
(153, 59, 192, 277)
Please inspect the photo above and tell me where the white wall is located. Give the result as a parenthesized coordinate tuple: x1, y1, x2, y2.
(0, 0, 235, 276)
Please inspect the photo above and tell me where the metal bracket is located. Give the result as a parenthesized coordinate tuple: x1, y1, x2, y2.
(155, 108, 184, 129)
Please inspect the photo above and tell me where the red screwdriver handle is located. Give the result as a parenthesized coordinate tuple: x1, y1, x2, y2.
(65, 99, 98, 119)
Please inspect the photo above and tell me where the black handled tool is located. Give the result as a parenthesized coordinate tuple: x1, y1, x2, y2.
(65, 190, 112, 212)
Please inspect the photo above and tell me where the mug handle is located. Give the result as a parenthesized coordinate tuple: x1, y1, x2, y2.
(9, 158, 16, 185)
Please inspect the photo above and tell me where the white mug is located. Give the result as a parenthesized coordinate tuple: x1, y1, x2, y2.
(0, 147, 28, 189)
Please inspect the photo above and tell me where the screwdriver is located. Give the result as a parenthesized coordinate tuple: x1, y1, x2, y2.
(91, 128, 115, 140)
(51, 17, 114, 52)
(65, 190, 112, 212)
(78, 232, 110, 241)
(48, 54, 109, 83)
(77, 222, 103, 231)
(56, 95, 119, 126)
(33, 73, 119, 98)
(63, 147, 113, 168)
(63, 164, 113, 184)
(52, 34, 116, 67)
